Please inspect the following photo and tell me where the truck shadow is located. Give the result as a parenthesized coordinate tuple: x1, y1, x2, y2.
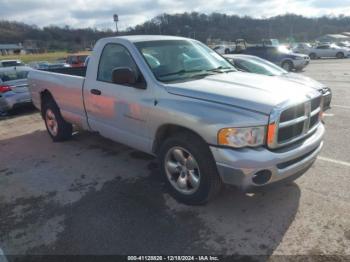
(0, 130, 300, 256)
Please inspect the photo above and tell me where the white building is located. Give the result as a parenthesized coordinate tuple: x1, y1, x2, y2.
(0, 44, 24, 55)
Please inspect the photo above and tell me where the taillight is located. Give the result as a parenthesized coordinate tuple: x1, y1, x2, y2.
(0, 85, 12, 93)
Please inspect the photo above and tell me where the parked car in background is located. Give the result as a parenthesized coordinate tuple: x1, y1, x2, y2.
(66, 54, 89, 67)
(29, 61, 49, 70)
(45, 63, 71, 70)
(336, 42, 350, 49)
(293, 42, 313, 54)
(261, 38, 280, 47)
(313, 44, 350, 59)
(29, 61, 71, 70)
(0, 60, 25, 67)
(294, 43, 350, 59)
(224, 54, 332, 110)
(0, 66, 32, 113)
(213, 45, 235, 54)
(29, 35, 324, 205)
(239, 45, 310, 71)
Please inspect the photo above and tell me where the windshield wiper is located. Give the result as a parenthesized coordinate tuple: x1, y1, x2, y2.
(158, 69, 205, 77)
(207, 66, 236, 73)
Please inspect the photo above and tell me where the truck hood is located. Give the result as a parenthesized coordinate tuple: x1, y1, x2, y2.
(164, 71, 317, 115)
(280, 73, 326, 90)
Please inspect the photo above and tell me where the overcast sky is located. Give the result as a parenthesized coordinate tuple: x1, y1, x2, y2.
(1, 0, 350, 30)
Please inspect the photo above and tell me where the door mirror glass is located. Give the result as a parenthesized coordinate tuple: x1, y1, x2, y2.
(112, 67, 137, 85)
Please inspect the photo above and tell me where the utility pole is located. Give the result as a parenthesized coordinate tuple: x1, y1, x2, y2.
(113, 14, 119, 34)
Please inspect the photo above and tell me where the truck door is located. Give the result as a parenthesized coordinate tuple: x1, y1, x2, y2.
(83, 43, 154, 153)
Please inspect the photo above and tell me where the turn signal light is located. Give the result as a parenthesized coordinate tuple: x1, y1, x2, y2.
(267, 123, 276, 145)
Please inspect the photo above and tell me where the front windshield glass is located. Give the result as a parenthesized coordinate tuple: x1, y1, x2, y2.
(236, 56, 287, 76)
(135, 40, 236, 82)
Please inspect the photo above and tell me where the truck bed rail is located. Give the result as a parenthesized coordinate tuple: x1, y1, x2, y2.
(40, 66, 86, 77)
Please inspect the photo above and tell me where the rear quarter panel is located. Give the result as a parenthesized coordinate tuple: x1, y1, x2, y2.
(28, 70, 87, 128)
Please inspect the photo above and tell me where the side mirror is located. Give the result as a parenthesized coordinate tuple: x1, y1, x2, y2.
(112, 67, 137, 85)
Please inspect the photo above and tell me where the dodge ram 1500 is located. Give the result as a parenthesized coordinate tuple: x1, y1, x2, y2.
(28, 35, 325, 205)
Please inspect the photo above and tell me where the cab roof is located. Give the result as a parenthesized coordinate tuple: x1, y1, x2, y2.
(102, 35, 190, 43)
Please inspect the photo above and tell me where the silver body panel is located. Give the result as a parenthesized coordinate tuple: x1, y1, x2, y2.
(28, 35, 325, 188)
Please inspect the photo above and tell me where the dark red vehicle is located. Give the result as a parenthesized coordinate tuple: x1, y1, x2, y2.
(66, 54, 89, 68)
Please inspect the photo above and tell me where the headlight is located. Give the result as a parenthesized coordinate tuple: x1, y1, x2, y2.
(218, 126, 266, 148)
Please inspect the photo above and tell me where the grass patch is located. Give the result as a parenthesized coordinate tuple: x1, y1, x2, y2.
(1, 52, 69, 63)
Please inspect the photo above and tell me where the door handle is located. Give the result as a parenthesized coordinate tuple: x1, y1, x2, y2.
(90, 89, 102, 96)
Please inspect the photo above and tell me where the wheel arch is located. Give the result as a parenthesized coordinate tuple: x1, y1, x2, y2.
(152, 124, 208, 155)
(281, 58, 293, 65)
(336, 51, 344, 58)
(40, 90, 57, 117)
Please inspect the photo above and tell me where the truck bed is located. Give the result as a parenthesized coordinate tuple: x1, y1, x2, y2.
(40, 66, 87, 77)
(28, 67, 87, 128)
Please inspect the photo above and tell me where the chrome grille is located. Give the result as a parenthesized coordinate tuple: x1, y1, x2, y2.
(268, 95, 322, 149)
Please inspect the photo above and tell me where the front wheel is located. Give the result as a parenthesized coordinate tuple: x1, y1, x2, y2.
(282, 61, 293, 72)
(309, 53, 317, 60)
(158, 132, 222, 205)
(42, 99, 72, 142)
(336, 52, 344, 59)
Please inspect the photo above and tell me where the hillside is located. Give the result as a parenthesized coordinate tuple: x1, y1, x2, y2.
(1, 13, 350, 51)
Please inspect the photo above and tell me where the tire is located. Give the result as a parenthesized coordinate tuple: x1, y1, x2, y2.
(336, 52, 344, 59)
(224, 48, 230, 54)
(309, 53, 317, 60)
(42, 98, 72, 142)
(282, 61, 293, 72)
(158, 132, 222, 205)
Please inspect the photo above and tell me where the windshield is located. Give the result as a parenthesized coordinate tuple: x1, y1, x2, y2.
(135, 40, 235, 82)
(234, 56, 287, 76)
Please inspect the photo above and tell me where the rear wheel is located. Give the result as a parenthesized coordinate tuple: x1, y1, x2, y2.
(224, 48, 230, 54)
(282, 61, 293, 72)
(158, 132, 222, 205)
(336, 52, 344, 59)
(309, 53, 317, 60)
(42, 99, 72, 142)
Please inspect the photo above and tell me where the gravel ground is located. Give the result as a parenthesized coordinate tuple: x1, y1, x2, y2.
(0, 59, 349, 259)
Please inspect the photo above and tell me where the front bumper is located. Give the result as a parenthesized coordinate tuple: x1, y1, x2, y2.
(210, 124, 325, 189)
(293, 59, 310, 69)
(0, 91, 32, 112)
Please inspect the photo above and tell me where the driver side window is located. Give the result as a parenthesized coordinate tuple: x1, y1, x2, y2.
(97, 43, 141, 84)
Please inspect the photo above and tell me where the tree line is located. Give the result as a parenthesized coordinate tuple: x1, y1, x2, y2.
(125, 13, 350, 43)
(1, 13, 350, 51)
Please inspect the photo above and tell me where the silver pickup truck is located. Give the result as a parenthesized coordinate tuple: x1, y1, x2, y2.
(28, 35, 325, 205)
